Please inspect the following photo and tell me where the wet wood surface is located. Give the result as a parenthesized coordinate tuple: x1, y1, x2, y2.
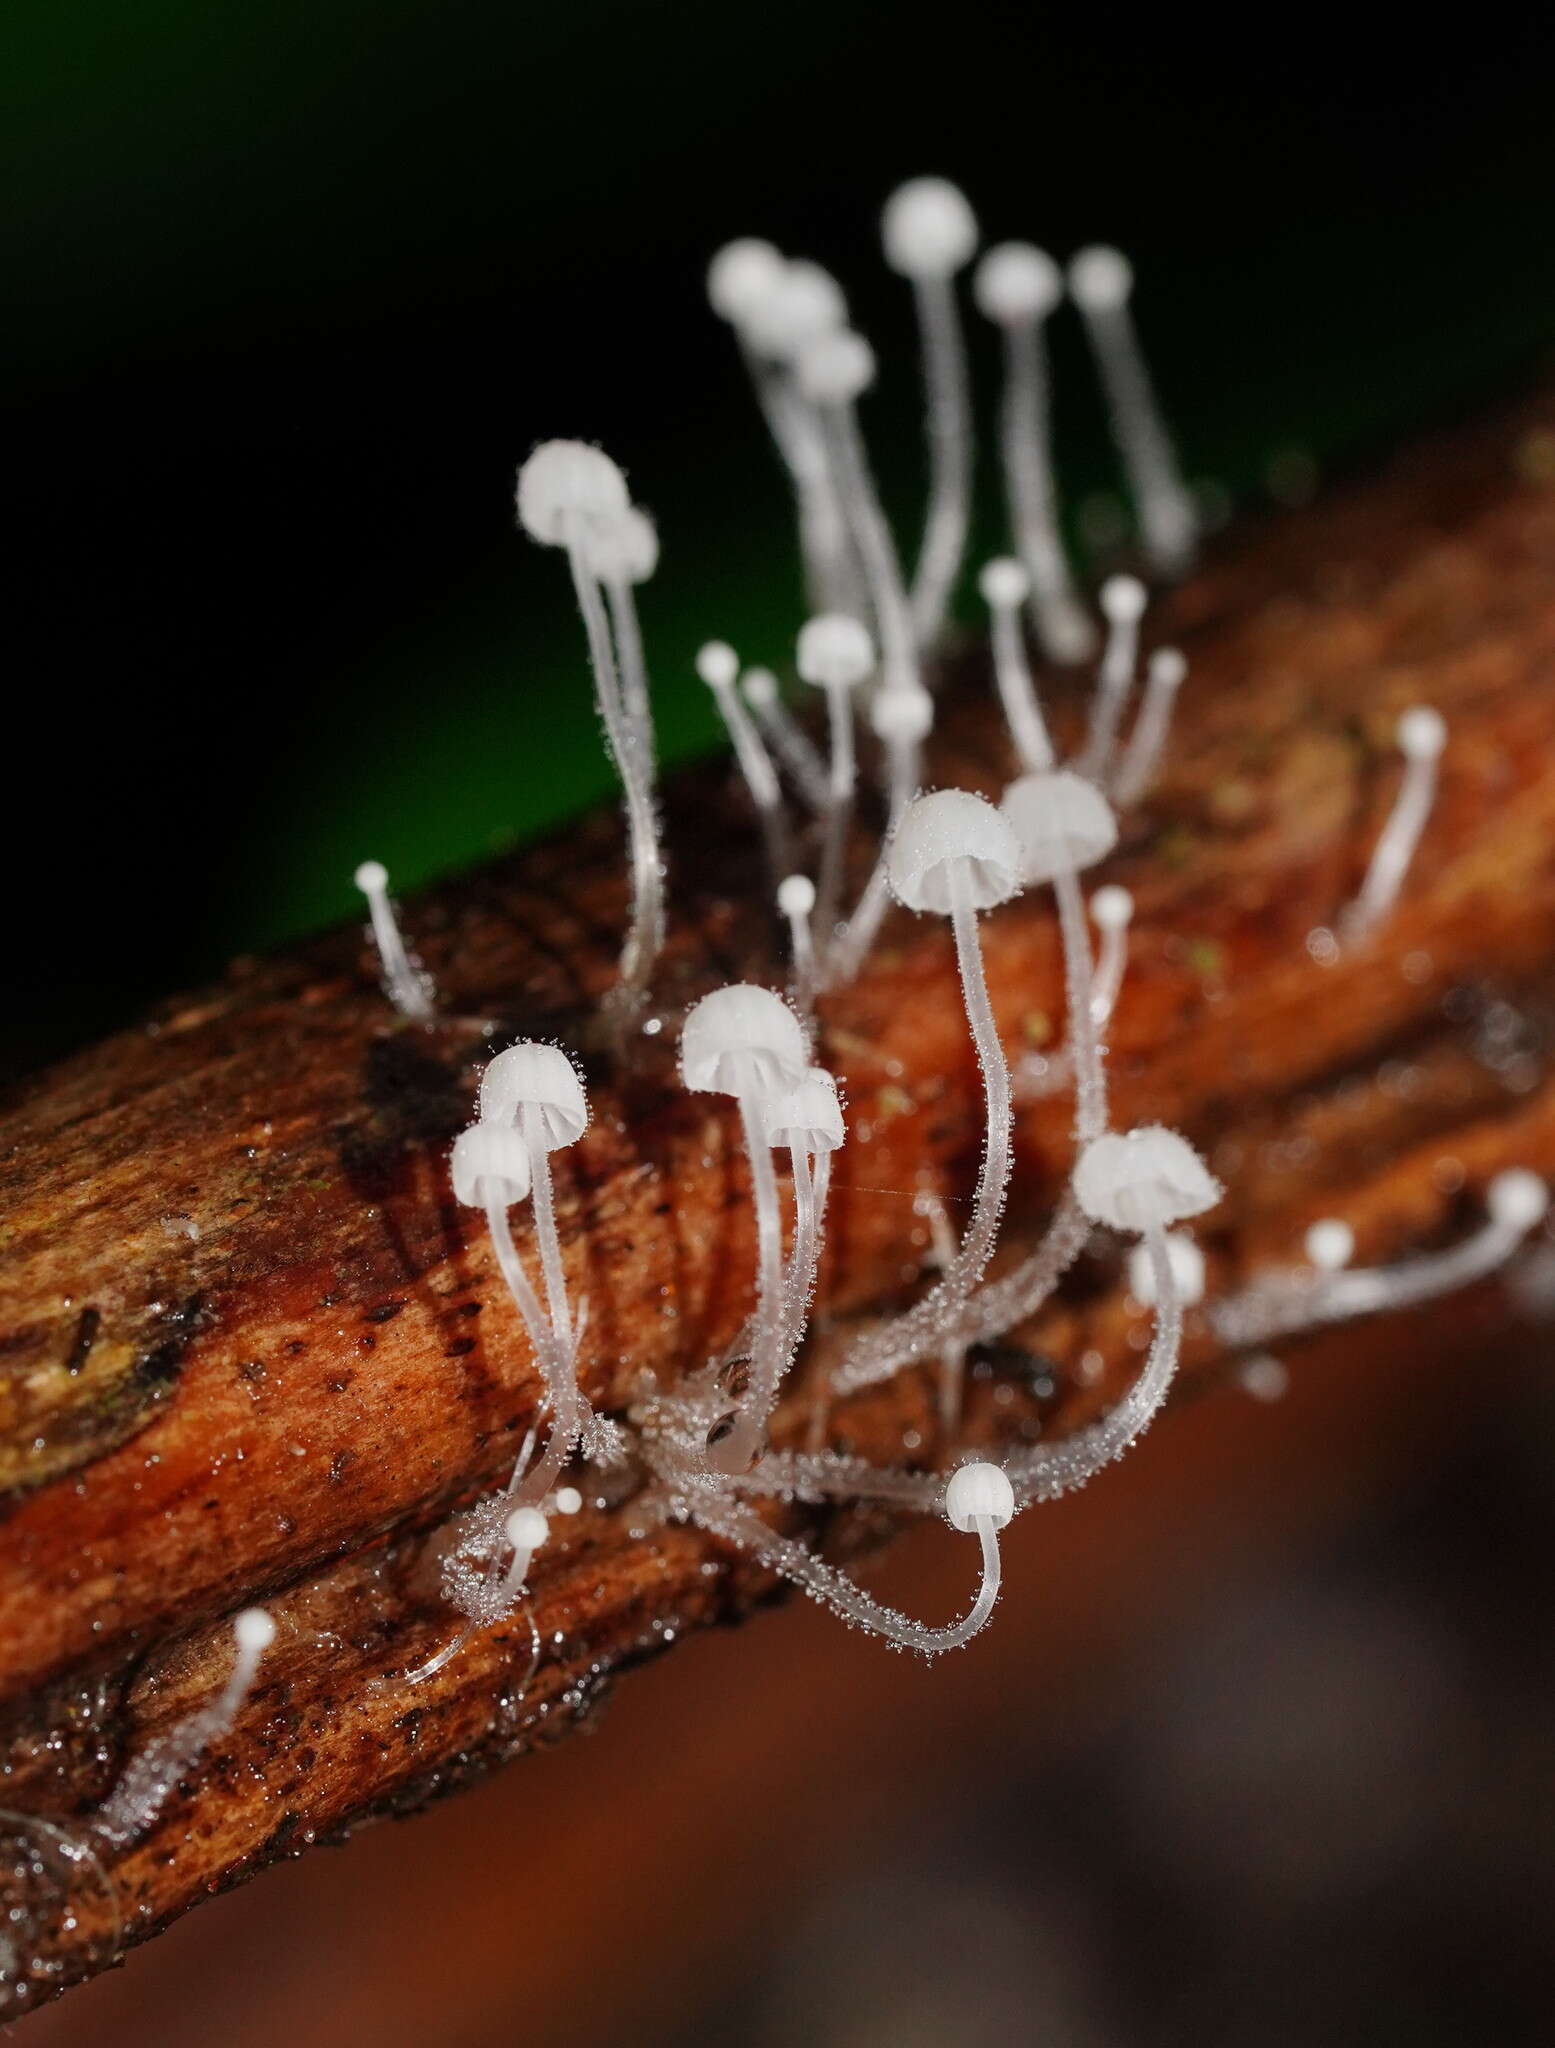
(0, 383, 1551, 2012)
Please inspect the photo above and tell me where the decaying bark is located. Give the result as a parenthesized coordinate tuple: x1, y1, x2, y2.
(0, 384, 1552, 2012)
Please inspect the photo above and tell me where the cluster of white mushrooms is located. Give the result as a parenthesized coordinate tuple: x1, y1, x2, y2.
(329, 175, 1552, 1668)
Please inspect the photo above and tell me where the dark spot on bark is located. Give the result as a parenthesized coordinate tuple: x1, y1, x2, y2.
(445, 1337, 477, 1358)
(326, 1373, 355, 1394)
(329, 1450, 352, 1482)
(65, 1307, 100, 1375)
(238, 1360, 266, 1383)
(362, 1300, 406, 1324)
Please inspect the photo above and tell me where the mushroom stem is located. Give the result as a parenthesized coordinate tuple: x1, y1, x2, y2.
(744, 672, 829, 811)
(709, 1089, 788, 1474)
(563, 525, 664, 1007)
(833, 861, 1012, 1394)
(1052, 866, 1109, 1144)
(908, 271, 973, 646)
(813, 393, 919, 705)
(521, 1101, 574, 1353)
(1075, 579, 1145, 783)
(743, 345, 861, 614)
(1112, 648, 1186, 806)
(683, 1488, 1003, 1657)
(1000, 318, 1095, 664)
(1341, 708, 1446, 946)
(354, 862, 434, 1021)
(987, 572, 1056, 773)
(1007, 1219, 1182, 1506)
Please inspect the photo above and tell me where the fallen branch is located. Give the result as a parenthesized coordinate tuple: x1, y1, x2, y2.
(0, 382, 1552, 2011)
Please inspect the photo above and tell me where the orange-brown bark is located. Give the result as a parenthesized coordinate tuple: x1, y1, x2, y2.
(0, 383, 1551, 2012)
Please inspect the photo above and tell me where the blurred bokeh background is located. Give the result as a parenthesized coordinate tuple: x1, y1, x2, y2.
(9, 3, 1555, 2041)
(9, 1, 1555, 1078)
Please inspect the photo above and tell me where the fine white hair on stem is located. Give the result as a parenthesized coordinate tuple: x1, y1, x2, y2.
(461, 1042, 592, 1500)
(1112, 646, 1187, 806)
(797, 612, 874, 960)
(709, 247, 861, 614)
(826, 681, 937, 983)
(696, 640, 793, 884)
(681, 985, 810, 1473)
(1017, 883, 1134, 1100)
(1068, 245, 1198, 579)
(793, 329, 921, 713)
(581, 503, 667, 1010)
(353, 860, 434, 1020)
(1000, 1127, 1219, 1509)
(1341, 707, 1447, 946)
(1001, 770, 1119, 1144)
(833, 792, 1024, 1396)
(777, 873, 819, 1013)
(979, 557, 1055, 773)
(516, 442, 668, 1014)
(677, 1465, 1011, 1656)
(742, 667, 829, 811)
(882, 177, 979, 646)
(1075, 573, 1148, 784)
(93, 1609, 277, 1847)
(974, 241, 1096, 665)
(1210, 1169, 1548, 1349)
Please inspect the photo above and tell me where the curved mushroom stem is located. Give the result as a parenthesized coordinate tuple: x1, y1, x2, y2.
(1076, 295, 1197, 579)
(908, 272, 973, 647)
(1342, 734, 1442, 946)
(704, 667, 794, 889)
(563, 522, 664, 1011)
(1210, 1188, 1545, 1349)
(999, 320, 1095, 664)
(1052, 867, 1109, 1145)
(1075, 599, 1143, 785)
(708, 1089, 788, 1474)
(743, 343, 862, 615)
(833, 861, 1012, 1395)
(1112, 652, 1183, 806)
(686, 1488, 1004, 1657)
(812, 394, 919, 705)
(1007, 1218, 1182, 1507)
(747, 678, 829, 811)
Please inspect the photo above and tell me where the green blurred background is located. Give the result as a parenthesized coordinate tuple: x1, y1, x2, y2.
(9, 0, 1554, 1078)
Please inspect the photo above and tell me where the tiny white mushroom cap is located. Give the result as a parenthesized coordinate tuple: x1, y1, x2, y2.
(478, 1043, 589, 1149)
(797, 614, 875, 691)
(1398, 705, 1447, 760)
(974, 242, 1063, 325)
(882, 176, 979, 277)
(741, 260, 847, 360)
(764, 1066, 845, 1154)
(979, 557, 1030, 608)
(888, 789, 1023, 914)
(681, 983, 809, 1097)
(1068, 244, 1135, 311)
(1074, 1125, 1222, 1234)
(354, 858, 388, 894)
(580, 504, 658, 585)
(233, 1608, 276, 1656)
(706, 237, 786, 324)
(944, 1460, 1015, 1532)
(516, 441, 629, 546)
(742, 666, 779, 708)
(1487, 1168, 1549, 1232)
(696, 640, 740, 690)
(505, 1506, 550, 1553)
(777, 873, 815, 918)
(1091, 883, 1134, 931)
(450, 1123, 534, 1207)
(1304, 1218, 1355, 1272)
(1001, 769, 1119, 882)
(553, 1486, 583, 1515)
(794, 328, 876, 407)
(1149, 646, 1187, 690)
(1100, 572, 1148, 624)
(869, 685, 935, 745)
(1127, 1230, 1206, 1308)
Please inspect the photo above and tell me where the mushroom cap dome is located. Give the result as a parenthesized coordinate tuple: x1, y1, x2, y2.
(888, 789, 1022, 914)
(478, 1043, 589, 1150)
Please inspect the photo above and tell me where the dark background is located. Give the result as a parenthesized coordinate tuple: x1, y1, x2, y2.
(8, 7, 1555, 2044)
(9, 2, 1554, 1080)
